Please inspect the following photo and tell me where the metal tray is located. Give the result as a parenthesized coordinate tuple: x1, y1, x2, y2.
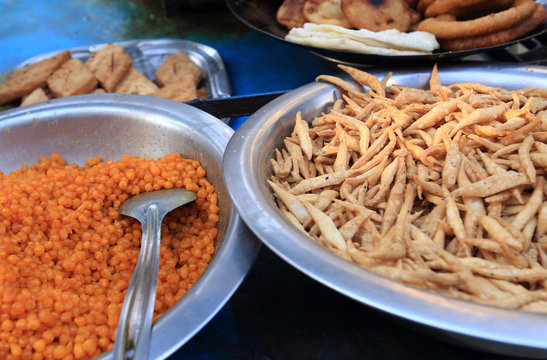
(223, 62, 547, 358)
(226, 0, 547, 66)
(0, 93, 260, 359)
(5, 38, 232, 118)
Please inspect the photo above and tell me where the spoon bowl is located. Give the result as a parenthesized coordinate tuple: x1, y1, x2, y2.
(113, 188, 197, 360)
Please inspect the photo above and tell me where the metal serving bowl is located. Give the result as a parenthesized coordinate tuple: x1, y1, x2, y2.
(0, 94, 260, 359)
(223, 62, 547, 358)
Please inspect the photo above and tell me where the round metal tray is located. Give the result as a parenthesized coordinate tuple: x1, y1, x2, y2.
(223, 62, 547, 358)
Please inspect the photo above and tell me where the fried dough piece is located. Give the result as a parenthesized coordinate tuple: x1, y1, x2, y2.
(47, 59, 98, 98)
(448, 0, 514, 19)
(416, 0, 537, 39)
(152, 73, 197, 102)
(197, 87, 209, 99)
(277, 0, 307, 30)
(439, 3, 547, 51)
(0, 50, 71, 105)
(20, 88, 50, 107)
(303, 0, 352, 28)
(424, 0, 487, 18)
(341, 0, 412, 32)
(85, 44, 132, 92)
(115, 66, 159, 95)
(155, 51, 202, 87)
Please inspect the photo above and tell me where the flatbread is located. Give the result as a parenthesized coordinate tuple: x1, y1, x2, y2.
(285, 23, 439, 54)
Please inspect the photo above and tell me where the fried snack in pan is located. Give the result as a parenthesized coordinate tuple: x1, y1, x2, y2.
(268, 64, 547, 313)
(341, 0, 412, 32)
(0, 50, 71, 105)
(416, 0, 537, 38)
(276, 0, 307, 30)
(424, 0, 488, 18)
(303, 0, 352, 28)
(439, 3, 547, 51)
(443, 0, 514, 19)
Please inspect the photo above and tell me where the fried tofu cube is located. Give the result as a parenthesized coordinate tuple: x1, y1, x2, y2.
(0, 50, 71, 105)
(47, 59, 98, 98)
(151, 73, 197, 102)
(155, 51, 202, 87)
(20, 88, 50, 107)
(85, 44, 132, 92)
(115, 66, 159, 95)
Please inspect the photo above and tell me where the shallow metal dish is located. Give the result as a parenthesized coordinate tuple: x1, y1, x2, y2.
(223, 62, 547, 358)
(16, 38, 232, 100)
(3, 38, 233, 122)
(226, 0, 547, 65)
(0, 94, 260, 359)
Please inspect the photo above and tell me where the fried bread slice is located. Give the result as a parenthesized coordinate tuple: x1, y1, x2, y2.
(115, 66, 159, 95)
(20, 88, 50, 107)
(85, 44, 132, 92)
(47, 58, 98, 98)
(152, 72, 197, 102)
(0, 50, 71, 105)
(155, 51, 202, 87)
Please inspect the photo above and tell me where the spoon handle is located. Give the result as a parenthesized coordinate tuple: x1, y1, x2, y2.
(113, 204, 162, 360)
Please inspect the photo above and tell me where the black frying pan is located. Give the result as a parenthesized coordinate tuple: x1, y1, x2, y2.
(226, 0, 547, 65)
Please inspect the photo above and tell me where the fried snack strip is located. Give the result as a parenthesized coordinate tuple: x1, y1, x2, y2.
(416, 0, 537, 39)
(438, 3, 547, 51)
(269, 64, 547, 313)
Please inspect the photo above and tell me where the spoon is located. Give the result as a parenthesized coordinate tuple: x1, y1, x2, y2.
(112, 188, 197, 360)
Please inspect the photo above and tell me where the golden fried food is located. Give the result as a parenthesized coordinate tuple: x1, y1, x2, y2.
(268, 64, 547, 313)
(341, 0, 412, 32)
(438, 3, 547, 51)
(0, 45, 206, 108)
(154, 51, 202, 87)
(276, 0, 307, 30)
(114, 66, 159, 96)
(85, 44, 132, 92)
(47, 59, 98, 98)
(0, 50, 71, 105)
(151, 73, 198, 102)
(20, 87, 50, 106)
(303, 0, 352, 28)
(424, 0, 486, 18)
(416, 0, 537, 38)
(276, 0, 547, 52)
(0, 153, 219, 359)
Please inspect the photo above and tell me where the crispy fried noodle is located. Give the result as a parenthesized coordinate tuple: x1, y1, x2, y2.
(268, 64, 547, 313)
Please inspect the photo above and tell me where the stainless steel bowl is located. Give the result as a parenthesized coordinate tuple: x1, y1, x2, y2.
(223, 63, 547, 358)
(0, 94, 260, 359)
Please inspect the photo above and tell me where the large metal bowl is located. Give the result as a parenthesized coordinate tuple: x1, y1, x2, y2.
(0, 94, 260, 359)
(223, 62, 547, 358)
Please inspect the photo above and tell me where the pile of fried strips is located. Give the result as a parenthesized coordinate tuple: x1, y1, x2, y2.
(268, 64, 547, 312)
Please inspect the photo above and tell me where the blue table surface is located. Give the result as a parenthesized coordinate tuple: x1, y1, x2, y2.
(0, 1, 528, 359)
